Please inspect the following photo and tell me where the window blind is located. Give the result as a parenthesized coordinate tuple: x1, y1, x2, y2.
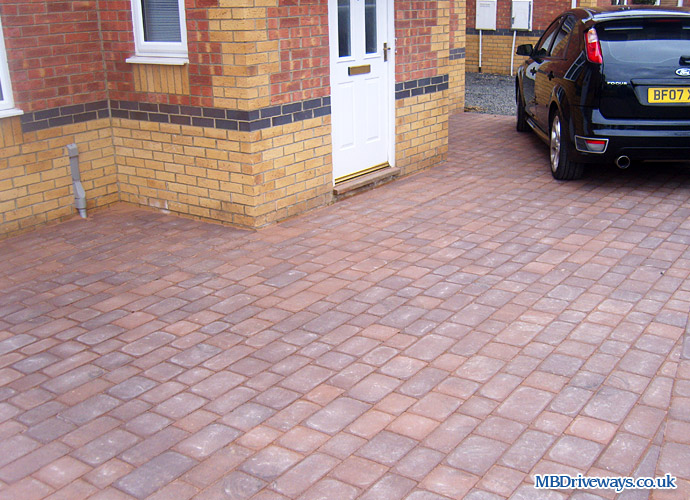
(141, 0, 181, 42)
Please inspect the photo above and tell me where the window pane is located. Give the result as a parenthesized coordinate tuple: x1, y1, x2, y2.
(365, 0, 377, 54)
(338, 0, 351, 57)
(141, 0, 181, 42)
(551, 16, 575, 59)
(599, 19, 690, 64)
(0, 80, 4, 101)
(534, 19, 560, 58)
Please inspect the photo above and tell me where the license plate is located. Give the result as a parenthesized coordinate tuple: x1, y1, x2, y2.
(648, 87, 690, 103)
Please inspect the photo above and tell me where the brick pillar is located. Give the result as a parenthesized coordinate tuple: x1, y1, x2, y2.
(201, 0, 332, 227)
(209, 0, 279, 111)
(449, 0, 466, 113)
(394, 0, 451, 175)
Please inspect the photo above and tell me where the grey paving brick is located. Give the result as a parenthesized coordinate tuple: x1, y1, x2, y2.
(154, 392, 207, 419)
(114, 451, 196, 499)
(107, 376, 157, 400)
(447, 436, 509, 475)
(76, 325, 126, 345)
(221, 402, 276, 431)
(305, 397, 370, 434)
(399, 368, 448, 398)
(59, 394, 121, 425)
(175, 423, 240, 459)
(120, 427, 189, 466)
(0, 435, 41, 468)
(218, 471, 266, 499)
(169, 343, 222, 368)
(26, 416, 76, 443)
(16, 400, 66, 426)
(12, 352, 59, 374)
(239, 445, 302, 481)
(583, 386, 639, 424)
(356, 431, 417, 466)
(72, 429, 140, 466)
(272, 453, 339, 497)
(41, 365, 105, 394)
(121, 331, 176, 356)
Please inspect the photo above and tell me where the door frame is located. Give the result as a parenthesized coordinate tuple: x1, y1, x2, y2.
(327, 0, 396, 184)
(383, 0, 395, 173)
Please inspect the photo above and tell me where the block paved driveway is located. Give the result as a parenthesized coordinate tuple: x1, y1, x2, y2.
(2, 113, 690, 500)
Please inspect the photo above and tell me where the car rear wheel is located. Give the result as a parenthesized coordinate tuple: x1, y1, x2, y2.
(550, 112, 583, 180)
(516, 89, 529, 133)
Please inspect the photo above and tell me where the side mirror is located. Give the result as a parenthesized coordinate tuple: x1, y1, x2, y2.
(516, 44, 534, 57)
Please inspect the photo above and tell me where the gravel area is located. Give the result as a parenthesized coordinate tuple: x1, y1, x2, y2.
(464, 71, 516, 116)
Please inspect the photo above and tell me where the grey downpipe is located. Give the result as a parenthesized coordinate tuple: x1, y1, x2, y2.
(66, 144, 87, 218)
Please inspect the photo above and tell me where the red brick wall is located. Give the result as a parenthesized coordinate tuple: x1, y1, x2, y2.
(2, 0, 455, 112)
(98, 0, 133, 102)
(467, 0, 572, 31)
(99, 0, 222, 108)
(267, 0, 330, 105)
(395, 0, 440, 82)
(0, 0, 106, 112)
(450, 0, 459, 50)
(0, 0, 227, 113)
(534, 0, 572, 28)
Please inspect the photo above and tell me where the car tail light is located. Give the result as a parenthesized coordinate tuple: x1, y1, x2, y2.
(585, 28, 603, 64)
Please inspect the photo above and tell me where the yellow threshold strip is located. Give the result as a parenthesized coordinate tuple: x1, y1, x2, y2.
(334, 162, 390, 185)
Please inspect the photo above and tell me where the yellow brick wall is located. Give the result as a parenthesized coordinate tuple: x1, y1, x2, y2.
(0, 117, 119, 239)
(113, 115, 332, 228)
(133, 64, 190, 95)
(467, 33, 540, 76)
(449, 59, 466, 114)
(396, 91, 450, 176)
(252, 116, 332, 226)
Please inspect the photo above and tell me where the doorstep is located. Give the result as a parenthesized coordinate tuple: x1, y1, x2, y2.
(333, 165, 401, 197)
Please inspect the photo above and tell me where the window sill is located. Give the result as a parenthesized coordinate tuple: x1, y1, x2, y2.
(126, 55, 188, 66)
(0, 107, 23, 119)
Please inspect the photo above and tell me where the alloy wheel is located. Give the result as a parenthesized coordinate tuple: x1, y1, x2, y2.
(550, 114, 561, 174)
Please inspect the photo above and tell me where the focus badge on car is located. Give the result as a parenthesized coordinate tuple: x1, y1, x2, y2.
(676, 68, 690, 77)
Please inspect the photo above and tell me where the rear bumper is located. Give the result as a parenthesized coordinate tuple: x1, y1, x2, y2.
(572, 108, 690, 163)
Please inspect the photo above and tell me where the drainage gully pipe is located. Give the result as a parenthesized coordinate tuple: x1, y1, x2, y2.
(479, 30, 483, 73)
(66, 143, 87, 218)
(510, 31, 516, 77)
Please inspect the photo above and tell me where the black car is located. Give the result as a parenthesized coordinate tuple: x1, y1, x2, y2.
(515, 6, 690, 180)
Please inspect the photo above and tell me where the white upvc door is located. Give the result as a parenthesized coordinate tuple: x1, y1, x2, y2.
(328, 0, 394, 183)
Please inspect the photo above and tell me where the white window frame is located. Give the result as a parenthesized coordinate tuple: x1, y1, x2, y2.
(127, 0, 188, 65)
(0, 15, 22, 118)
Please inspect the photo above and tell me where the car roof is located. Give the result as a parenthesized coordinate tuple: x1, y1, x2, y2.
(571, 5, 690, 23)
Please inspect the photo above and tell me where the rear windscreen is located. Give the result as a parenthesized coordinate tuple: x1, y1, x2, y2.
(598, 18, 690, 65)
